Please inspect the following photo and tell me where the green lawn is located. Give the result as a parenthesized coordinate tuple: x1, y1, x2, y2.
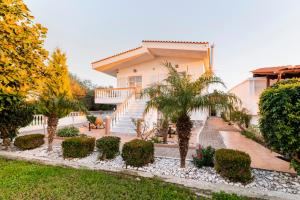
(0, 157, 197, 200)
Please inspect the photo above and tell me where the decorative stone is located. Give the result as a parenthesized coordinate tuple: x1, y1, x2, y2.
(6, 144, 300, 195)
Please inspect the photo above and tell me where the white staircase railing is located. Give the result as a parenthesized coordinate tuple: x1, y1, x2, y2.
(110, 92, 136, 130)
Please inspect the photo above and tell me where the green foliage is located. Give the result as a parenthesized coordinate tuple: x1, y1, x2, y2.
(96, 136, 120, 160)
(259, 78, 300, 169)
(148, 136, 162, 144)
(38, 92, 85, 119)
(230, 108, 251, 129)
(221, 112, 229, 122)
(241, 130, 264, 145)
(143, 62, 238, 167)
(0, 95, 34, 141)
(122, 139, 154, 167)
(192, 145, 215, 168)
(290, 159, 300, 175)
(86, 115, 97, 124)
(62, 136, 95, 158)
(0, 158, 198, 200)
(69, 74, 115, 111)
(0, 0, 48, 111)
(14, 134, 45, 150)
(212, 191, 248, 200)
(57, 126, 79, 137)
(215, 149, 252, 183)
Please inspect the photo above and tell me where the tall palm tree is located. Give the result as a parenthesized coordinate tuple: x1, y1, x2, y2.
(144, 62, 238, 167)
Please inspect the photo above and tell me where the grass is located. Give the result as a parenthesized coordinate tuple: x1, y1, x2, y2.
(0, 157, 258, 200)
(0, 157, 198, 200)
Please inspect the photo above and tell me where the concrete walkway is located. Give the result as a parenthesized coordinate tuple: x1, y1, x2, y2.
(220, 131, 296, 174)
(198, 117, 238, 149)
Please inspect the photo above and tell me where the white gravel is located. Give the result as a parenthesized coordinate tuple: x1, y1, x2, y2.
(8, 144, 300, 195)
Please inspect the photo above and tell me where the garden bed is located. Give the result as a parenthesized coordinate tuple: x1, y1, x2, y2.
(2, 143, 299, 197)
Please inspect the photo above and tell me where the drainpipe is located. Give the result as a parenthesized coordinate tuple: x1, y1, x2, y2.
(210, 44, 215, 71)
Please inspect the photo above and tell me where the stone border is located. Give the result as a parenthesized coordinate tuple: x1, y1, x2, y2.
(0, 151, 298, 200)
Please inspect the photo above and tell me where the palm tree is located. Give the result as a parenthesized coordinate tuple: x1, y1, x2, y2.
(143, 62, 238, 167)
(37, 90, 85, 151)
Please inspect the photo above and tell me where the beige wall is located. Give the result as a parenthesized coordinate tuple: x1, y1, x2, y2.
(229, 77, 277, 124)
(116, 56, 205, 88)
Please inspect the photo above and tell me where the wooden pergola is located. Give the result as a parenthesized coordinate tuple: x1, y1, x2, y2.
(251, 65, 300, 87)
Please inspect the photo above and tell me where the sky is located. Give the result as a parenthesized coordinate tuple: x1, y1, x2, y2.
(24, 0, 300, 89)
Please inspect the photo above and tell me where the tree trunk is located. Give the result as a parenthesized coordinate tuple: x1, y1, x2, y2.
(0, 128, 10, 150)
(47, 116, 58, 151)
(176, 113, 193, 168)
(162, 129, 168, 144)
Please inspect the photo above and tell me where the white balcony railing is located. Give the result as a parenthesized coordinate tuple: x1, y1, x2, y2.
(95, 87, 137, 104)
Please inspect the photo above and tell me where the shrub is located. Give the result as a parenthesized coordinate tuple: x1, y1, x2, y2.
(122, 139, 154, 167)
(96, 136, 120, 160)
(259, 79, 300, 172)
(192, 145, 215, 168)
(215, 149, 252, 183)
(86, 115, 97, 125)
(57, 126, 79, 137)
(0, 95, 34, 147)
(212, 191, 248, 200)
(241, 130, 264, 145)
(62, 136, 95, 158)
(291, 159, 300, 176)
(14, 134, 45, 150)
(148, 136, 162, 144)
(230, 108, 251, 130)
(220, 112, 229, 122)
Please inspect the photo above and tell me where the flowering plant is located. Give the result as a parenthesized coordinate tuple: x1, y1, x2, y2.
(192, 145, 215, 168)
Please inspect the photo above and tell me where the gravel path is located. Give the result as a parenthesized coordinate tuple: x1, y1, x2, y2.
(3, 144, 299, 197)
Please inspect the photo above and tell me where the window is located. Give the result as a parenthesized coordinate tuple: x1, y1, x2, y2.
(128, 76, 142, 87)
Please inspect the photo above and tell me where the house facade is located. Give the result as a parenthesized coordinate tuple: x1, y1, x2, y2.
(92, 40, 213, 134)
(229, 65, 300, 125)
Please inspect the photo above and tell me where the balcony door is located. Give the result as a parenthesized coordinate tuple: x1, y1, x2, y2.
(128, 76, 142, 88)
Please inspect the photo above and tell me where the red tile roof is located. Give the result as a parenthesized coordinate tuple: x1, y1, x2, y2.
(91, 46, 143, 64)
(92, 40, 209, 65)
(252, 65, 300, 75)
(142, 40, 209, 44)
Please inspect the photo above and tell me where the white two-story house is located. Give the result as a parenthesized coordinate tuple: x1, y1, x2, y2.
(92, 40, 213, 134)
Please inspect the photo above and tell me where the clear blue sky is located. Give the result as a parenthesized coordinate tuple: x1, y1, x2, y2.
(25, 0, 300, 89)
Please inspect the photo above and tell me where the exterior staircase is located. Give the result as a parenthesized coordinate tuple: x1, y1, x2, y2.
(110, 99, 147, 134)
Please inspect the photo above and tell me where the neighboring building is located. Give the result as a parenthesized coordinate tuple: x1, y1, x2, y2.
(229, 65, 300, 125)
(92, 40, 213, 134)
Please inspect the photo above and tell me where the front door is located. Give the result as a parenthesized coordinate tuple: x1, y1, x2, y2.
(128, 76, 142, 98)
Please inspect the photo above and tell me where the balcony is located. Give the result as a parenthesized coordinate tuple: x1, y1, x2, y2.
(94, 87, 136, 104)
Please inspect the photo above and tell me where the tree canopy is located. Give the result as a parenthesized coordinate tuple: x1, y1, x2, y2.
(0, 0, 48, 111)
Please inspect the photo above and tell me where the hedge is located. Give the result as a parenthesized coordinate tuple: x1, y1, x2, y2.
(14, 134, 45, 150)
(259, 79, 300, 174)
(215, 149, 252, 183)
(62, 136, 95, 158)
(122, 139, 154, 167)
(96, 136, 120, 160)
